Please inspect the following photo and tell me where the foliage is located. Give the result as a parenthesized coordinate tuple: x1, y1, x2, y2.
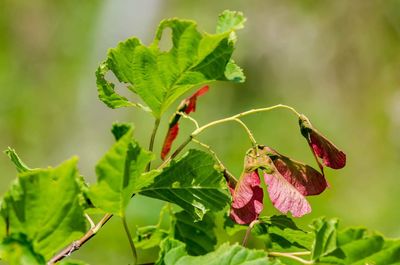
(0, 9, 397, 265)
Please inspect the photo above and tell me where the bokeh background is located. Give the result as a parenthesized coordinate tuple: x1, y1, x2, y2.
(1, 0, 400, 263)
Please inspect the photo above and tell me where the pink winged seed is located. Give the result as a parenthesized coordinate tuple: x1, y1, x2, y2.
(264, 172, 311, 218)
(309, 131, 346, 169)
(299, 114, 346, 170)
(230, 171, 264, 225)
(272, 155, 328, 196)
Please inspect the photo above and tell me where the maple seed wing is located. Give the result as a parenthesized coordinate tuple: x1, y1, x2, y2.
(230, 171, 264, 225)
(299, 114, 346, 169)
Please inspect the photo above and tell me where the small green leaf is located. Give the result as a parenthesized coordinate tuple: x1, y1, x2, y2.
(88, 126, 153, 216)
(134, 225, 169, 250)
(4, 147, 31, 173)
(173, 211, 217, 255)
(252, 215, 313, 252)
(216, 10, 246, 34)
(140, 149, 230, 221)
(0, 234, 45, 265)
(311, 217, 338, 260)
(111, 122, 132, 141)
(320, 227, 400, 264)
(156, 238, 274, 265)
(0, 158, 86, 260)
(98, 10, 246, 117)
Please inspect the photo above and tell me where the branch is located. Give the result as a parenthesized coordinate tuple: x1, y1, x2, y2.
(47, 213, 113, 264)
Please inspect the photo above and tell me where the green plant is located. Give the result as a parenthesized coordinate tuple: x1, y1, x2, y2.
(1, 10, 399, 265)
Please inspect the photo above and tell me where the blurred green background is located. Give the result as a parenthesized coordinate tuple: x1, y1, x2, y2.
(1, 0, 400, 264)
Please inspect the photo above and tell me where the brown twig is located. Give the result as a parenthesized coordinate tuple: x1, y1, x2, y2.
(47, 213, 113, 264)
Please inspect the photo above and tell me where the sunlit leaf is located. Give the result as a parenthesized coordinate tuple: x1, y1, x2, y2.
(0, 234, 45, 265)
(4, 147, 31, 173)
(156, 238, 274, 265)
(141, 149, 230, 221)
(88, 124, 153, 216)
(97, 11, 245, 117)
(0, 158, 87, 260)
(252, 216, 313, 252)
(311, 217, 338, 260)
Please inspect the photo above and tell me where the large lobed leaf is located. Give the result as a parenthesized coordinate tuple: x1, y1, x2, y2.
(88, 124, 153, 216)
(0, 157, 87, 260)
(140, 149, 230, 221)
(97, 10, 245, 117)
(155, 238, 275, 265)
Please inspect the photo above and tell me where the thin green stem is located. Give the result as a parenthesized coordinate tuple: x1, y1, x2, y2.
(178, 111, 200, 129)
(192, 104, 300, 137)
(192, 138, 225, 168)
(146, 118, 161, 171)
(242, 220, 259, 247)
(122, 216, 137, 265)
(268, 252, 313, 264)
(234, 118, 257, 146)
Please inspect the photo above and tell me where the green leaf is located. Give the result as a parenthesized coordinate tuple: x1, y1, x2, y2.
(173, 211, 217, 255)
(320, 227, 400, 264)
(156, 238, 275, 265)
(4, 147, 31, 173)
(140, 149, 230, 221)
(0, 158, 86, 260)
(96, 62, 137, 109)
(59, 259, 90, 265)
(311, 217, 338, 261)
(252, 216, 313, 252)
(216, 10, 246, 34)
(134, 225, 169, 250)
(97, 10, 246, 117)
(88, 126, 153, 216)
(0, 234, 45, 265)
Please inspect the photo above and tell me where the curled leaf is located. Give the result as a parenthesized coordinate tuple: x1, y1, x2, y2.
(262, 146, 328, 217)
(299, 115, 346, 170)
(161, 86, 209, 160)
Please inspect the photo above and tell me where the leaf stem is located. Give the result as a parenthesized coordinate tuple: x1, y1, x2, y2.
(233, 118, 257, 146)
(122, 215, 138, 265)
(268, 251, 313, 264)
(242, 220, 259, 246)
(146, 118, 161, 171)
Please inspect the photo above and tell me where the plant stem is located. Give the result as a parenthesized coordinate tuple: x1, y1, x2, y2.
(160, 104, 301, 168)
(192, 104, 300, 137)
(268, 251, 313, 264)
(47, 213, 113, 264)
(233, 118, 257, 146)
(122, 215, 137, 265)
(242, 220, 259, 247)
(146, 118, 160, 171)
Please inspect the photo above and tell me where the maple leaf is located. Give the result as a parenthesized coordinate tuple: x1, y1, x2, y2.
(299, 114, 346, 171)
